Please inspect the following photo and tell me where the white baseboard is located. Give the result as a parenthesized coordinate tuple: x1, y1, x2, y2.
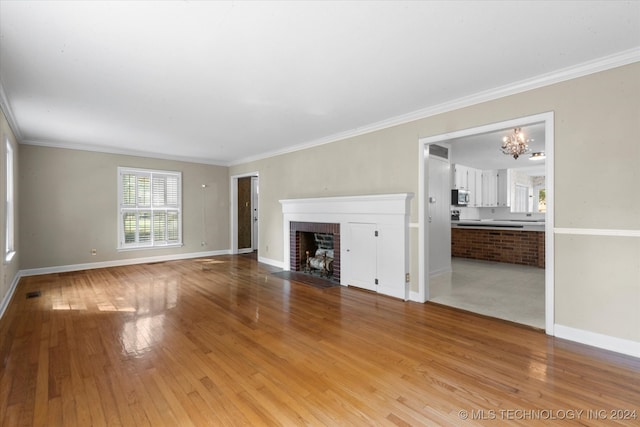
(409, 291, 424, 302)
(0, 270, 22, 320)
(403, 295, 639, 358)
(258, 256, 284, 269)
(19, 249, 232, 277)
(554, 324, 640, 358)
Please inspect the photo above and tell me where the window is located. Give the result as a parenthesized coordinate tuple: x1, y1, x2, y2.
(5, 139, 15, 261)
(513, 184, 529, 213)
(118, 167, 182, 249)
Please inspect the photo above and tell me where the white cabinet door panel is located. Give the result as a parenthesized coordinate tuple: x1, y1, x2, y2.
(377, 224, 407, 299)
(346, 222, 377, 291)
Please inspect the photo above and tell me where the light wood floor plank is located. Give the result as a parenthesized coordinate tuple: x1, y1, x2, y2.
(1, 253, 639, 426)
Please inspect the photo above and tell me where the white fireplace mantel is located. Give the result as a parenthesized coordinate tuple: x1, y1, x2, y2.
(280, 193, 414, 300)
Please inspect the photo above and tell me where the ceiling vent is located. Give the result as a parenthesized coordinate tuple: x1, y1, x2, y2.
(429, 145, 448, 159)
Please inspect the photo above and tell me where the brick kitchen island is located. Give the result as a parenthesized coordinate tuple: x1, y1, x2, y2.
(451, 221, 545, 268)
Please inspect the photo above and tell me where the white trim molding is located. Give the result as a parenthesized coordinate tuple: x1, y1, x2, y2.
(19, 249, 231, 277)
(555, 227, 640, 238)
(0, 80, 23, 141)
(230, 48, 639, 166)
(0, 270, 22, 320)
(5, 49, 637, 167)
(258, 256, 284, 269)
(554, 324, 640, 358)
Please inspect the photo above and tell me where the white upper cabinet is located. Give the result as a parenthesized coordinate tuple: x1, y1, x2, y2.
(497, 169, 510, 207)
(482, 169, 498, 207)
(472, 169, 483, 207)
(452, 164, 469, 190)
(467, 167, 483, 207)
(453, 164, 510, 208)
(482, 169, 510, 207)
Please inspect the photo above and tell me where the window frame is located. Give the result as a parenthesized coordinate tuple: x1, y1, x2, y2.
(117, 167, 183, 250)
(5, 139, 15, 262)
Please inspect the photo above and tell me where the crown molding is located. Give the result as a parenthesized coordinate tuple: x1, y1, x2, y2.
(0, 79, 23, 141)
(21, 139, 228, 166)
(5, 48, 639, 167)
(229, 47, 640, 166)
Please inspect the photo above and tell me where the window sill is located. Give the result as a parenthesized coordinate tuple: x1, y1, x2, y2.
(117, 243, 184, 252)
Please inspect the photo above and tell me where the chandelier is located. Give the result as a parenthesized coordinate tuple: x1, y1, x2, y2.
(500, 127, 530, 159)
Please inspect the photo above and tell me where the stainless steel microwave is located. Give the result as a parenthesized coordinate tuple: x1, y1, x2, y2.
(451, 189, 470, 206)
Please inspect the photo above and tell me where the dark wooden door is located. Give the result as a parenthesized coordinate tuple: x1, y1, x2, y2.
(237, 177, 252, 249)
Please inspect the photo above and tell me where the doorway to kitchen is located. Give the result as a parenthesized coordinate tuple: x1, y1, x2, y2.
(418, 112, 554, 333)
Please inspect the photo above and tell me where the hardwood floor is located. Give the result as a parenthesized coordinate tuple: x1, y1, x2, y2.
(1, 254, 639, 426)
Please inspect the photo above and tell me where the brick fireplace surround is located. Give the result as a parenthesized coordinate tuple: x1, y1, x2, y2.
(290, 222, 340, 281)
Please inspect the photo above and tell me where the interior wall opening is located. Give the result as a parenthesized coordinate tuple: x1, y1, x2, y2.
(418, 112, 554, 333)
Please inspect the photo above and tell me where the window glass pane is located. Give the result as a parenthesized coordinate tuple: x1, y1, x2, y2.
(123, 174, 136, 206)
(138, 177, 151, 206)
(166, 176, 178, 206)
(139, 212, 151, 243)
(154, 211, 167, 242)
(123, 212, 136, 243)
(538, 189, 547, 213)
(152, 176, 166, 206)
(167, 211, 179, 241)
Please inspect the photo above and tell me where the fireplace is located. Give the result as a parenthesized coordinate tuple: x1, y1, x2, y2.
(280, 193, 413, 299)
(290, 222, 340, 281)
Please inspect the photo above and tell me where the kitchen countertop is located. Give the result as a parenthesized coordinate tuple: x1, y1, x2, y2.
(451, 219, 545, 231)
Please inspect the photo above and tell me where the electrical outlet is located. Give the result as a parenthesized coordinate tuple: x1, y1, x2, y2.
(405, 273, 410, 283)
(91, 248, 97, 256)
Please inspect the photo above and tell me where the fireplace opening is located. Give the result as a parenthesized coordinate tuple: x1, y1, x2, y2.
(290, 222, 340, 282)
(300, 232, 334, 277)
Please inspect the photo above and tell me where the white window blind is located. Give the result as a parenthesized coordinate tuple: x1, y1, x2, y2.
(118, 167, 182, 249)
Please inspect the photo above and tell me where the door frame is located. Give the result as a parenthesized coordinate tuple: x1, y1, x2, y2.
(230, 171, 259, 254)
(417, 112, 555, 334)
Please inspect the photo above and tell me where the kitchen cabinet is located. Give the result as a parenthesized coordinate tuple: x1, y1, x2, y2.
(469, 168, 483, 207)
(452, 164, 470, 190)
(481, 169, 510, 207)
(497, 169, 510, 207)
(453, 164, 509, 208)
(482, 170, 498, 206)
(453, 164, 483, 207)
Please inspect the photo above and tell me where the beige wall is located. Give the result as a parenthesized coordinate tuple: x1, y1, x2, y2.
(0, 110, 20, 311)
(231, 63, 640, 343)
(19, 145, 230, 270)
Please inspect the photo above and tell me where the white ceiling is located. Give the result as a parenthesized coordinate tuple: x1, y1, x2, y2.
(0, 1, 639, 165)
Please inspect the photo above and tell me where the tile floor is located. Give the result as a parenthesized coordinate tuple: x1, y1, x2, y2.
(429, 257, 545, 329)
